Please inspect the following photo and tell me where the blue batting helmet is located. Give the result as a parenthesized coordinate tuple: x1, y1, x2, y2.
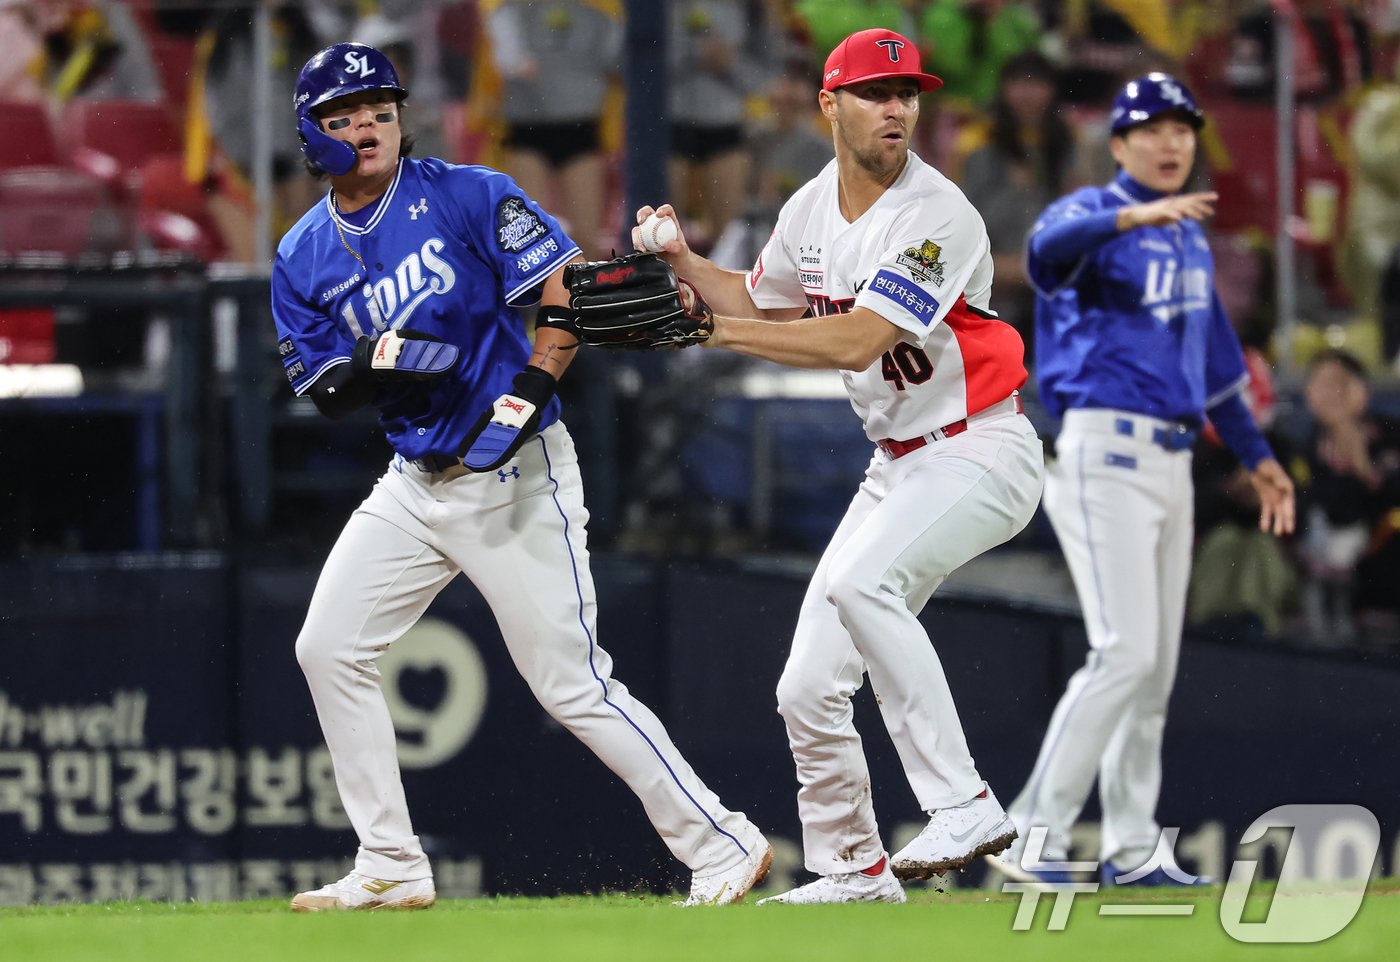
(1109, 73, 1205, 136)
(294, 42, 407, 175)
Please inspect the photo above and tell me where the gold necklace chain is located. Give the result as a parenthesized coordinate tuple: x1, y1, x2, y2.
(330, 190, 367, 271)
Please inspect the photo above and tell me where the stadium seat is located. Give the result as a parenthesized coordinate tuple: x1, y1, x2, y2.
(134, 154, 223, 262)
(0, 166, 124, 257)
(62, 99, 182, 191)
(0, 101, 61, 170)
(0, 307, 56, 364)
(147, 34, 197, 109)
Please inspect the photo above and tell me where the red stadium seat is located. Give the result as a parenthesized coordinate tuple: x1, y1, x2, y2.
(0, 307, 56, 364)
(135, 154, 223, 262)
(0, 101, 61, 170)
(62, 99, 182, 189)
(0, 167, 125, 257)
(147, 34, 197, 109)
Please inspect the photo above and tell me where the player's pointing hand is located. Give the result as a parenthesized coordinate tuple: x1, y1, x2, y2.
(1119, 192, 1218, 230)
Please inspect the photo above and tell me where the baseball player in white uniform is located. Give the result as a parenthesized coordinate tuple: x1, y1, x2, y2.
(273, 42, 771, 911)
(632, 28, 1044, 903)
(990, 73, 1296, 886)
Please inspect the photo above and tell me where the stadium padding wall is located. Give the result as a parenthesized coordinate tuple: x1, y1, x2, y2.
(1, 555, 1396, 904)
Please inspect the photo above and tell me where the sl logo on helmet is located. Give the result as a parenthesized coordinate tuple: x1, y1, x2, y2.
(344, 50, 377, 78)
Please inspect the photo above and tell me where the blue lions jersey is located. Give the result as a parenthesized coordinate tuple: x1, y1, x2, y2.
(271, 158, 581, 460)
(1029, 171, 1250, 428)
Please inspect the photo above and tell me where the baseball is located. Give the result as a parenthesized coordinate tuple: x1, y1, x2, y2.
(639, 214, 679, 252)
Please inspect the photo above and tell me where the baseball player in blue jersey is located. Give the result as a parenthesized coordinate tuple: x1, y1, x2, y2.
(988, 74, 1296, 886)
(272, 42, 771, 911)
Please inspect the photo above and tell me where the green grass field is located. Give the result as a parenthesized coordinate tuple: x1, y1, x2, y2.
(6, 882, 1395, 962)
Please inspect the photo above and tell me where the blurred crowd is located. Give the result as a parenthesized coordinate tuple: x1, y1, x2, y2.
(2, 0, 1400, 649)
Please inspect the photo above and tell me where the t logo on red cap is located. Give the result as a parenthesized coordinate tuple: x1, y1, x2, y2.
(875, 38, 904, 63)
(821, 28, 943, 93)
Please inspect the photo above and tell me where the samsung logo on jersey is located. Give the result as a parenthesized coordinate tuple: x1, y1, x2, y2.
(322, 272, 364, 303)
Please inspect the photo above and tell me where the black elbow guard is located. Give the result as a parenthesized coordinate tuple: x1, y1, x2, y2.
(308, 362, 376, 420)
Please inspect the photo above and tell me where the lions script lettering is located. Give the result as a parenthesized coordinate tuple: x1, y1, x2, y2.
(339, 238, 456, 335)
(1141, 258, 1210, 323)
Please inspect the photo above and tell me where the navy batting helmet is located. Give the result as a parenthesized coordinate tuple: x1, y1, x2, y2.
(294, 42, 407, 175)
(1109, 73, 1204, 136)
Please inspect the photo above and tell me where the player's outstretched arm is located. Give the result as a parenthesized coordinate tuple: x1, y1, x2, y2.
(708, 306, 904, 372)
(1249, 458, 1296, 536)
(631, 204, 791, 321)
(1117, 192, 1218, 230)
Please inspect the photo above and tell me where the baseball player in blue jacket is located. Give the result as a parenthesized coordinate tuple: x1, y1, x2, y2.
(989, 74, 1296, 886)
(271, 42, 771, 911)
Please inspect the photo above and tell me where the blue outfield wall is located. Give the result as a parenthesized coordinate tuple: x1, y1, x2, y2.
(0, 554, 1396, 904)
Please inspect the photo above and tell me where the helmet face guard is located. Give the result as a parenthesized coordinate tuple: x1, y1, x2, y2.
(1109, 73, 1204, 136)
(294, 42, 407, 175)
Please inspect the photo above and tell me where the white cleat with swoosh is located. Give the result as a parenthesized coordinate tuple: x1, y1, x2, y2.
(890, 783, 1017, 880)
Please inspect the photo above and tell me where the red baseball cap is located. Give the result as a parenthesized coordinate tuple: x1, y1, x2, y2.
(822, 28, 943, 93)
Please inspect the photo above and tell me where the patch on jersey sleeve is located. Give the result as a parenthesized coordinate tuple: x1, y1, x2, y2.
(515, 236, 561, 275)
(279, 337, 305, 383)
(870, 269, 940, 325)
(496, 196, 548, 253)
(895, 240, 945, 286)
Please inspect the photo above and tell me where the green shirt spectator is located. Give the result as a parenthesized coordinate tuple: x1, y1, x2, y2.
(918, 0, 1042, 109)
(793, 0, 912, 60)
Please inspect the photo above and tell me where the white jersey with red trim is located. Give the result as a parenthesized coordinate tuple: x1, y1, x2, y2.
(746, 151, 1026, 442)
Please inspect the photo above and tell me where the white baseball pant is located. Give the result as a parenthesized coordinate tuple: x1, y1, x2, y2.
(295, 421, 761, 881)
(775, 410, 1044, 876)
(1007, 408, 1195, 866)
